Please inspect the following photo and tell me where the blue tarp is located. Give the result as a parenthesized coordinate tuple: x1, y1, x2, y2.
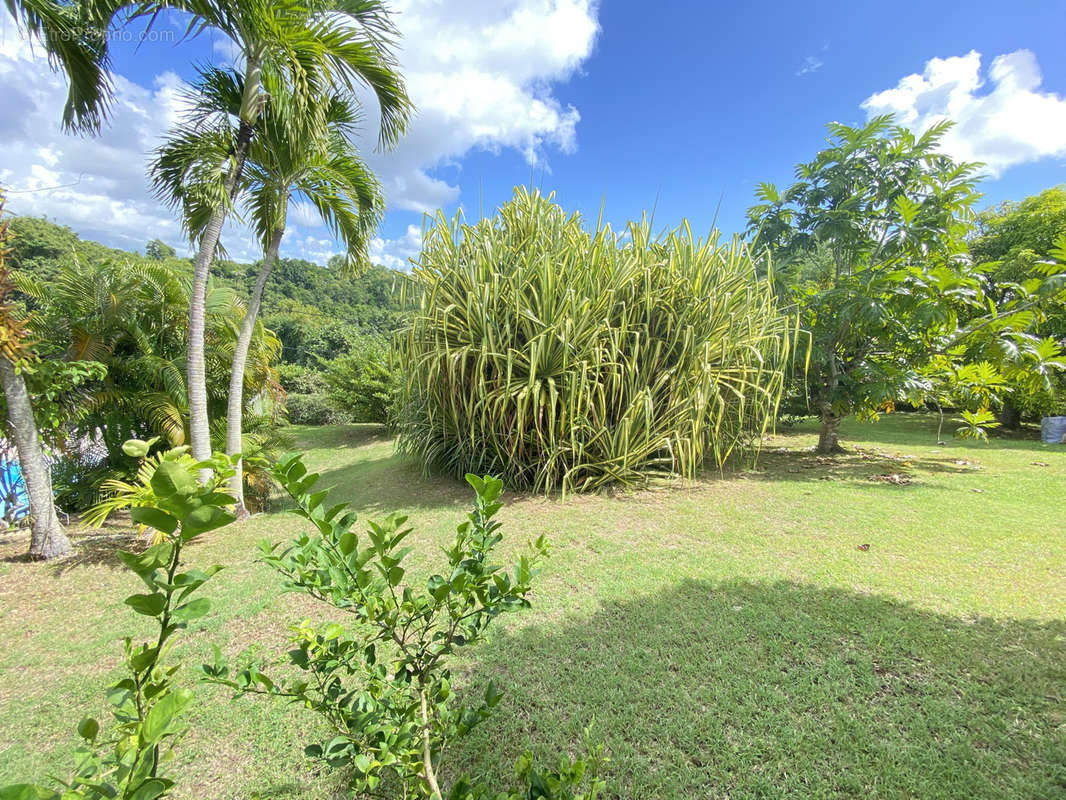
(0, 460, 28, 520)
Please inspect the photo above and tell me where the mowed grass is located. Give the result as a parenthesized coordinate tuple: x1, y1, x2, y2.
(1, 414, 1064, 798)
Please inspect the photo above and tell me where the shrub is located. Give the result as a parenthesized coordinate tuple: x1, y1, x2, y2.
(283, 392, 354, 425)
(396, 188, 794, 492)
(0, 444, 236, 800)
(321, 333, 400, 424)
(276, 362, 327, 395)
(205, 455, 606, 798)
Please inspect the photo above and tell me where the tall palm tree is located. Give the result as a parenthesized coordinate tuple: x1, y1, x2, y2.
(0, 198, 71, 558)
(155, 68, 383, 515)
(152, 0, 410, 470)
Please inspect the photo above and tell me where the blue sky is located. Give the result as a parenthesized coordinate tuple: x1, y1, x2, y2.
(3, 0, 1065, 267)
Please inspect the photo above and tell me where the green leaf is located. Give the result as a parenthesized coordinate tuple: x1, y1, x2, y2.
(484, 680, 504, 708)
(118, 543, 171, 585)
(141, 688, 193, 744)
(172, 598, 211, 622)
(181, 505, 236, 538)
(127, 779, 169, 800)
(338, 531, 357, 555)
(322, 622, 344, 641)
(0, 786, 61, 800)
(125, 593, 166, 617)
(151, 460, 196, 499)
(122, 437, 157, 458)
(427, 574, 450, 602)
(130, 507, 179, 536)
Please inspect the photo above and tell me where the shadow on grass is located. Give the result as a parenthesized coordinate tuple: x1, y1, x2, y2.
(454, 579, 1066, 799)
(49, 525, 146, 576)
(782, 413, 1058, 454)
(739, 445, 981, 488)
(0, 520, 143, 575)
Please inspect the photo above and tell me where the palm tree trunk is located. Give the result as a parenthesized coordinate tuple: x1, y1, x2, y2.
(187, 117, 257, 471)
(0, 354, 71, 559)
(226, 223, 285, 518)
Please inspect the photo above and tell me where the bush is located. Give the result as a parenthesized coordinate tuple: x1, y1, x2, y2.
(276, 363, 328, 395)
(283, 392, 353, 425)
(205, 456, 605, 799)
(396, 188, 794, 493)
(322, 334, 400, 424)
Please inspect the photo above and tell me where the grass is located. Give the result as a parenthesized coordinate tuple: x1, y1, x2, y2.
(1, 414, 1064, 798)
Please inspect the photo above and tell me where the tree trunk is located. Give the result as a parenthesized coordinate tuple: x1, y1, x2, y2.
(187, 117, 256, 475)
(0, 355, 71, 559)
(226, 224, 284, 519)
(816, 402, 845, 455)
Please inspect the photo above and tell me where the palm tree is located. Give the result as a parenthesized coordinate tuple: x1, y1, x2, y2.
(0, 198, 71, 558)
(8, 0, 410, 475)
(155, 68, 383, 515)
(152, 0, 410, 469)
(18, 255, 281, 456)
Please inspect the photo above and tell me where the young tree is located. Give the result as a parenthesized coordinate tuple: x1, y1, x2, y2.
(746, 116, 1062, 452)
(155, 69, 384, 515)
(144, 239, 176, 260)
(0, 200, 71, 558)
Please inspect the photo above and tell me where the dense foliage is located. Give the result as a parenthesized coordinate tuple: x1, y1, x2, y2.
(968, 187, 1066, 419)
(6, 215, 407, 439)
(322, 333, 399, 425)
(397, 188, 793, 492)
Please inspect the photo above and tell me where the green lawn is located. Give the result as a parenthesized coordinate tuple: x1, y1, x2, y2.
(1, 415, 1064, 798)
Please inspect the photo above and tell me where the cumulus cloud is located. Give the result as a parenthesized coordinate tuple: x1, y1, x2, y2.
(862, 49, 1066, 176)
(361, 0, 600, 214)
(0, 16, 187, 250)
(369, 224, 423, 271)
(0, 1, 599, 267)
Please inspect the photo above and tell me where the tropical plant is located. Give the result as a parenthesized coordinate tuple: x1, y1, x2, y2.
(154, 67, 384, 515)
(0, 195, 72, 558)
(0, 441, 235, 800)
(968, 187, 1066, 423)
(15, 256, 283, 508)
(205, 455, 605, 799)
(396, 188, 793, 493)
(18, 257, 282, 445)
(746, 116, 1066, 453)
(321, 333, 397, 424)
(142, 0, 410, 469)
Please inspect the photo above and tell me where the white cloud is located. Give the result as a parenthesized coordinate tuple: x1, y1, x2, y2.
(796, 55, 823, 77)
(862, 49, 1066, 176)
(369, 223, 423, 271)
(361, 0, 600, 213)
(0, 1, 599, 265)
